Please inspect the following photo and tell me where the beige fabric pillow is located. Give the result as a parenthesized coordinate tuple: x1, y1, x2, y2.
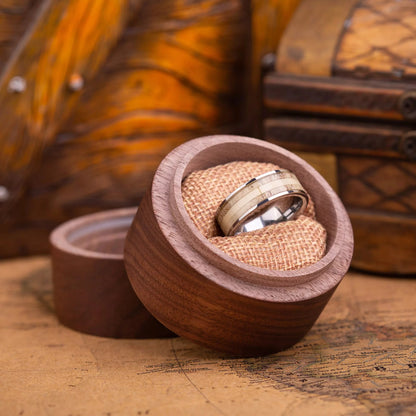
(182, 161, 326, 270)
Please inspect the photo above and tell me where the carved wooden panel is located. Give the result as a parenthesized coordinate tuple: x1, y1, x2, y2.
(334, 0, 416, 81)
(339, 155, 416, 215)
(267, 0, 416, 274)
(264, 116, 416, 160)
(264, 73, 416, 121)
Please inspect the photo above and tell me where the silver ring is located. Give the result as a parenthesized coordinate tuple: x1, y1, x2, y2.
(215, 169, 309, 236)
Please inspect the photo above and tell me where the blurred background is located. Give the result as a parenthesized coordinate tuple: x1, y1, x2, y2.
(1, 0, 415, 275)
(0, 0, 301, 256)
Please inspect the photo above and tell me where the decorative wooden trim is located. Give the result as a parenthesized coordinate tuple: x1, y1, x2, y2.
(275, 0, 358, 76)
(338, 155, 416, 216)
(50, 207, 173, 339)
(124, 135, 354, 356)
(264, 73, 416, 121)
(264, 116, 416, 161)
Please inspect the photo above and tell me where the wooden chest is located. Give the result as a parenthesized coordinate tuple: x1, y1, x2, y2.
(0, 0, 301, 258)
(263, 0, 416, 274)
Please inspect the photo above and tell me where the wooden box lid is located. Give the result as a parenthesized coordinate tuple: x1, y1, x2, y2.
(264, 0, 416, 124)
(124, 135, 354, 356)
(50, 207, 174, 339)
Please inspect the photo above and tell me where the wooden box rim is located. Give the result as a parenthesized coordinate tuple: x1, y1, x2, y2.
(144, 135, 353, 303)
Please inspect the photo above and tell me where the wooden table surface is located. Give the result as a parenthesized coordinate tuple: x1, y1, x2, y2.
(1, 256, 416, 415)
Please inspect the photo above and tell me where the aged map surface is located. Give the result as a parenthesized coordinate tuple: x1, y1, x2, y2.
(1, 256, 416, 415)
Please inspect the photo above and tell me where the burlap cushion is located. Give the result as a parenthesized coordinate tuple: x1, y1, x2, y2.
(181, 161, 326, 270)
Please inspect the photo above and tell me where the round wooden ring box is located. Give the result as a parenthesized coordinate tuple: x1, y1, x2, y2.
(50, 208, 173, 339)
(124, 135, 354, 356)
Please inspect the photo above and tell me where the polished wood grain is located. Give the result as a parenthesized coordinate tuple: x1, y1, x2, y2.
(0, 0, 132, 217)
(50, 207, 173, 339)
(276, 0, 357, 76)
(0, 0, 258, 258)
(124, 135, 354, 356)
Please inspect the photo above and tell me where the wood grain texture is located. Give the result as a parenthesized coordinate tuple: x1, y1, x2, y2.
(276, 0, 357, 76)
(0, 0, 251, 257)
(324, 153, 416, 273)
(334, 0, 416, 81)
(0, 0, 132, 217)
(124, 135, 354, 356)
(349, 209, 416, 274)
(339, 155, 416, 215)
(50, 207, 173, 339)
(248, 0, 301, 133)
(265, 0, 416, 275)
(264, 73, 416, 121)
(265, 121, 416, 273)
(0, 0, 41, 73)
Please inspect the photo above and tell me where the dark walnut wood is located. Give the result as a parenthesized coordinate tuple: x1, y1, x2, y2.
(50, 207, 173, 339)
(124, 135, 354, 356)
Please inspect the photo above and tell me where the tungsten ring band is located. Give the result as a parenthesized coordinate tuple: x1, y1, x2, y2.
(215, 169, 309, 236)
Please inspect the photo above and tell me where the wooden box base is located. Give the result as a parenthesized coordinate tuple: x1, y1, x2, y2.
(124, 135, 354, 356)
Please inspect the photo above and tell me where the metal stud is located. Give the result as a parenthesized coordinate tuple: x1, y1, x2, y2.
(8, 76, 26, 93)
(398, 91, 416, 120)
(0, 186, 10, 202)
(261, 53, 277, 74)
(391, 67, 404, 79)
(401, 132, 416, 161)
(68, 73, 84, 92)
